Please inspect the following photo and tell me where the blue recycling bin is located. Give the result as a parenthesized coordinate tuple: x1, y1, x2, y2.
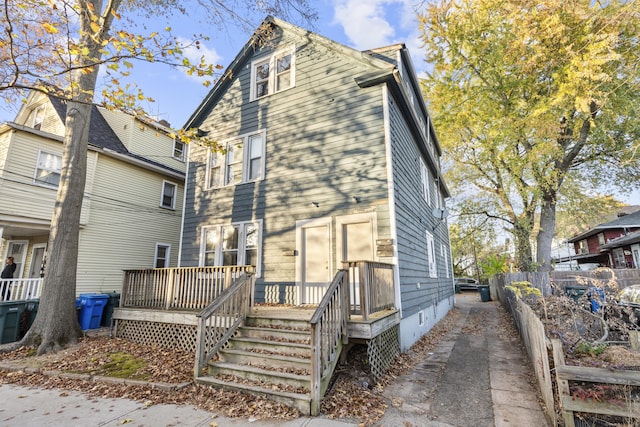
(587, 287, 606, 313)
(77, 293, 109, 330)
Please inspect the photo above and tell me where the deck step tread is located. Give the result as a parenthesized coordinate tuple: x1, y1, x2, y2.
(230, 336, 311, 349)
(211, 361, 311, 381)
(218, 348, 312, 364)
(197, 376, 311, 401)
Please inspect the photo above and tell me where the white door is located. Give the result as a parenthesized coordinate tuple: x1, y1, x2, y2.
(337, 214, 376, 310)
(341, 221, 374, 262)
(28, 245, 46, 278)
(297, 219, 332, 304)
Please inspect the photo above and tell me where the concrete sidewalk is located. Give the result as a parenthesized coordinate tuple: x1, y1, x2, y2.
(0, 383, 358, 427)
(374, 292, 550, 426)
(0, 292, 549, 427)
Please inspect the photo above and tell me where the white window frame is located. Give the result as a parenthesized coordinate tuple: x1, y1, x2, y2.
(160, 180, 177, 209)
(249, 46, 296, 101)
(154, 243, 171, 268)
(426, 230, 437, 278)
(206, 130, 266, 189)
(441, 243, 450, 278)
(32, 105, 45, 130)
(173, 140, 185, 161)
(34, 150, 62, 188)
(420, 159, 431, 206)
(200, 220, 263, 277)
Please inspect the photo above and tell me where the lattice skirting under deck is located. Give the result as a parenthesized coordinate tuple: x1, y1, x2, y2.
(115, 320, 197, 353)
(367, 325, 400, 381)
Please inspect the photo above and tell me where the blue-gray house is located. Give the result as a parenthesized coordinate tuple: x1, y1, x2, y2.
(115, 16, 454, 415)
(180, 15, 453, 349)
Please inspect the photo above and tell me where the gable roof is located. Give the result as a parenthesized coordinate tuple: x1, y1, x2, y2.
(184, 15, 395, 130)
(7, 89, 184, 179)
(568, 209, 640, 242)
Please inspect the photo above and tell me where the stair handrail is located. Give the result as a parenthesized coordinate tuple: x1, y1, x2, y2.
(309, 269, 350, 416)
(194, 269, 255, 377)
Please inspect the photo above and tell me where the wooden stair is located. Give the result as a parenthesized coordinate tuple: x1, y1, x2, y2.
(195, 308, 317, 414)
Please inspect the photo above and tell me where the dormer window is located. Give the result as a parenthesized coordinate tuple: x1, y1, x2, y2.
(250, 47, 295, 101)
(32, 106, 45, 130)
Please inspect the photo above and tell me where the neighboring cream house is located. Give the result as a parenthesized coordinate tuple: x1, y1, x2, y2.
(0, 90, 186, 298)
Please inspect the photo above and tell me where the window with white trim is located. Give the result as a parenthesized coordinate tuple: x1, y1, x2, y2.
(173, 140, 185, 161)
(154, 244, 171, 268)
(201, 221, 262, 276)
(161, 181, 177, 209)
(207, 130, 265, 189)
(34, 150, 62, 187)
(32, 106, 45, 130)
(420, 159, 431, 206)
(426, 230, 437, 278)
(441, 243, 450, 278)
(250, 46, 295, 101)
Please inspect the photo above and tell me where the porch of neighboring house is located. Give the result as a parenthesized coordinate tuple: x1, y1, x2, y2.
(0, 278, 42, 302)
(112, 262, 400, 415)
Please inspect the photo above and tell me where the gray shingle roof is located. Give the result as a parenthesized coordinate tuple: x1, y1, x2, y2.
(48, 96, 128, 154)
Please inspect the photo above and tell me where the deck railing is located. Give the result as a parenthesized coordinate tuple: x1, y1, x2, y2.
(0, 278, 42, 302)
(343, 261, 395, 320)
(309, 269, 350, 416)
(194, 271, 255, 377)
(121, 266, 253, 311)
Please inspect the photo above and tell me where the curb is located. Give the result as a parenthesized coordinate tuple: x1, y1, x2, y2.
(0, 361, 192, 391)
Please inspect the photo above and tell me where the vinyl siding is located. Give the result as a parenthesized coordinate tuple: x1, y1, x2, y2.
(99, 108, 186, 172)
(19, 96, 66, 135)
(0, 130, 10, 177)
(76, 153, 183, 293)
(182, 29, 393, 297)
(0, 131, 97, 226)
(387, 93, 452, 318)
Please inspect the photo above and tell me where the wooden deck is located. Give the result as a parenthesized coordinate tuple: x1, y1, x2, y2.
(113, 304, 400, 341)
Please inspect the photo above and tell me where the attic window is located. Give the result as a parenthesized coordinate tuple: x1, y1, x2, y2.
(250, 46, 295, 101)
(32, 106, 45, 130)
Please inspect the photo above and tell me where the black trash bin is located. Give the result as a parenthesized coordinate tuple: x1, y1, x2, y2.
(565, 285, 588, 303)
(478, 285, 491, 302)
(100, 292, 121, 327)
(19, 299, 39, 339)
(0, 301, 27, 344)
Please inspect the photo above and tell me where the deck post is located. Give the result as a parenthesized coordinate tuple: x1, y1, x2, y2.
(360, 261, 369, 320)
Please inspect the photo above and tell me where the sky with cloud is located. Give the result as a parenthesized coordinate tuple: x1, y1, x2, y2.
(0, 0, 424, 127)
(144, 0, 426, 128)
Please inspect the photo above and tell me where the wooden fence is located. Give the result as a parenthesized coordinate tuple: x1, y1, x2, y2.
(551, 339, 640, 426)
(493, 269, 640, 299)
(492, 272, 640, 426)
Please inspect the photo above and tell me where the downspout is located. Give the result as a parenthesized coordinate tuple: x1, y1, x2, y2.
(177, 143, 190, 267)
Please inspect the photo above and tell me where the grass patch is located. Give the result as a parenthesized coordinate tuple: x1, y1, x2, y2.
(92, 352, 148, 380)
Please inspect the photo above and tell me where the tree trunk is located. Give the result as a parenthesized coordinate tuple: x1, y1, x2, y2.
(537, 195, 557, 272)
(513, 215, 535, 272)
(22, 93, 95, 353)
(19, 14, 102, 352)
